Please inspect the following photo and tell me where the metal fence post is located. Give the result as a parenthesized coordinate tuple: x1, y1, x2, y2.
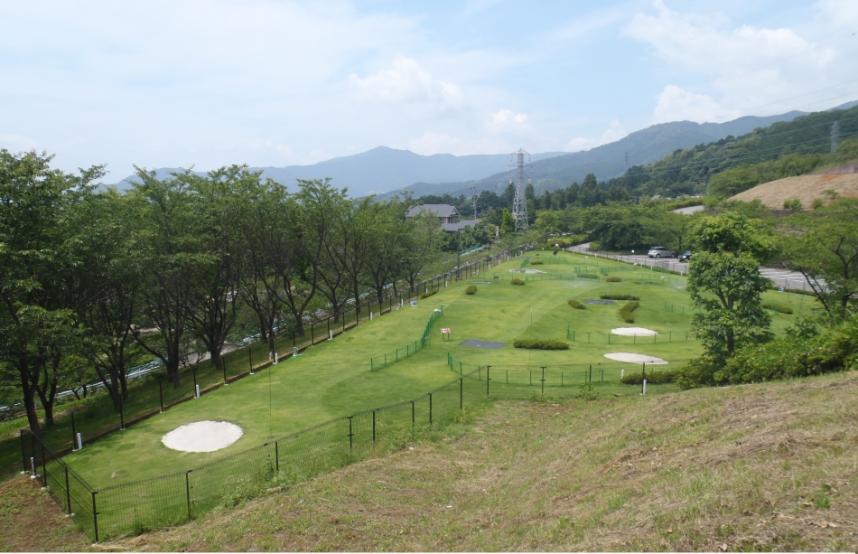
(541, 366, 546, 399)
(371, 410, 377, 445)
(91, 490, 99, 542)
(192, 366, 198, 398)
(185, 470, 192, 522)
(486, 366, 491, 397)
(70, 412, 77, 447)
(348, 416, 354, 452)
(274, 441, 280, 473)
(222, 358, 228, 385)
(428, 393, 433, 425)
(410, 401, 415, 434)
(40, 441, 47, 486)
(459, 378, 463, 410)
(118, 394, 125, 430)
(158, 378, 164, 412)
(64, 465, 72, 514)
(19, 430, 27, 472)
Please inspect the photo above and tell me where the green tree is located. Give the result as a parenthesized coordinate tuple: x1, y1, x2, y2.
(784, 198, 858, 323)
(684, 213, 773, 384)
(0, 150, 102, 432)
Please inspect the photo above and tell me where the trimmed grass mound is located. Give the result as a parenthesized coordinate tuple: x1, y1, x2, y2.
(618, 300, 640, 323)
(513, 338, 570, 350)
(601, 293, 640, 301)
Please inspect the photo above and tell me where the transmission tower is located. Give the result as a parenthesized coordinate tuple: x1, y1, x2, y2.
(511, 148, 529, 231)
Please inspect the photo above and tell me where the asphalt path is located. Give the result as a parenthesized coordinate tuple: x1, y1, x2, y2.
(568, 243, 816, 293)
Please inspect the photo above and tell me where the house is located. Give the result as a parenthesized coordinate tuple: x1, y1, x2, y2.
(406, 203, 481, 233)
(406, 204, 459, 225)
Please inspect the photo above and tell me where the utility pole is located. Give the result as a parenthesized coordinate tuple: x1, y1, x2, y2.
(511, 149, 529, 231)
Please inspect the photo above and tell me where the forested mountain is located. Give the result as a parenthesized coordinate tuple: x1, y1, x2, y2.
(112, 147, 563, 197)
(391, 110, 808, 199)
(611, 103, 858, 197)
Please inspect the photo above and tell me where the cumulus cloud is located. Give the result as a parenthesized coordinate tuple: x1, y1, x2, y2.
(488, 109, 529, 132)
(349, 56, 465, 112)
(626, 0, 842, 120)
(652, 85, 741, 123)
(565, 119, 628, 152)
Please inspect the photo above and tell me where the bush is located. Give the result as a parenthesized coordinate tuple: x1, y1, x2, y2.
(530, 260, 544, 265)
(577, 273, 599, 279)
(618, 300, 640, 323)
(513, 338, 570, 350)
(419, 289, 438, 299)
(511, 278, 525, 286)
(605, 276, 622, 282)
(762, 300, 793, 314)
(465, 285, 477, 295)
(601, 293, 640, 301)
(621, 370, 677, 385)
(568, 299, 586, 310)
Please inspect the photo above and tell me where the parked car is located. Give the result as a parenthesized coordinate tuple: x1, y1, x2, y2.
(647, 246, 674, 258)
(678, 250, 692, 262)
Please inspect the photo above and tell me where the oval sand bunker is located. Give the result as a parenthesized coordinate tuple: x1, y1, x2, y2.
(603, 352, 668, 365)
(611, 327, 657, 336)
(161, 421, 243, 453)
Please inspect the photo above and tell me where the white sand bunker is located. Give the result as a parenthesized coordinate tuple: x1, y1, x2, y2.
(161, 420, 243, 453)
(603, 352, 668, 365)
(611, 327, 658, 337)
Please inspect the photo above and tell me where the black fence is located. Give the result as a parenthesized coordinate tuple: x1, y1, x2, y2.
(16, 247, 533, 540)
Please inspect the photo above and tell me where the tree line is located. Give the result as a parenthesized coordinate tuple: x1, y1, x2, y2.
(0, 151, 446, 435)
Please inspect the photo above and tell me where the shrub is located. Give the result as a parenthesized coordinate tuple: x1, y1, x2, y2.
(567, 299, 586, 310)
(618, 300, 640, 323)
(419, 289, 438, 299)
(601, 293, 640, 301)
(605, 276, 622, 282)
(783, 198, 802, 212)
(577, 273, 599, 279)
(762, 300, 793, 314)
(621, 370, 677, 385)
(511, 278, 525, 286)
(530, 260, 544, 265)
(513, 338, 570, 350)
(465, 285, 477, 295)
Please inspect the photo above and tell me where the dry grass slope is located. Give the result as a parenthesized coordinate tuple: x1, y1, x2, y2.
(3, 371, 857, 551)
(730, 170, 858, 210)
(108, 371, 858, 552)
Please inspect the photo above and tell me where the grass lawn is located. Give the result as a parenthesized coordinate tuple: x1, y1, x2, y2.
(49, 251, 816, 538)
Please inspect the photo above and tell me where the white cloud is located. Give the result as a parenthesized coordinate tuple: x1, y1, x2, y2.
(488, 109, 529, 132)
(349, 56, 465, 112)
(652, 85, 741, 123)
(566, 119, 628, 152)
(626, 0, 844, 120)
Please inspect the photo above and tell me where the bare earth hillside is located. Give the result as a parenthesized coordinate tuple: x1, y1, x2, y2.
(3, 372, 857, 551)
(731, 170, 858, 210)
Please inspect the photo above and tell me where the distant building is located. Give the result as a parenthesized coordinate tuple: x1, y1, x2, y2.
(405, 203, 480, 233)
(406, 203, 459, 224)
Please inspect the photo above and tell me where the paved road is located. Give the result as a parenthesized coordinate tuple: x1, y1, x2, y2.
(568, 243, 816, 293)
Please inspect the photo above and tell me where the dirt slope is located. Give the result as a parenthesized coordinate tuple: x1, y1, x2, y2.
(731, 170, 858, 209)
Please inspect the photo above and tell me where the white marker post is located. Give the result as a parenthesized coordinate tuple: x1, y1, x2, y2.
(642, 379, 647, 395)
(30, 457, 36, 479)
(75, 432, 83, 451)
(195, 384, 201, 399)
(620, 368, 625, 379)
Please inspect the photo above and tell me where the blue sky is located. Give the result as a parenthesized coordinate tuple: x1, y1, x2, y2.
(1, 0, 857, 180)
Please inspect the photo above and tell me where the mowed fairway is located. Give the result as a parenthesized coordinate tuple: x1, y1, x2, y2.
(63, 251, 814, 491)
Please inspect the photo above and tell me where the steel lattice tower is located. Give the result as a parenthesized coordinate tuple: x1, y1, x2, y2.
(511, 149, 529, 231)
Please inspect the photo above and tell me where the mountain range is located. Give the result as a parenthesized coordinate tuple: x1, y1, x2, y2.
(112, 100, 857, 199)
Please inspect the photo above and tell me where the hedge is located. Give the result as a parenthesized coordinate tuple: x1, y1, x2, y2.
(762, 300, 793, 314)
(568, 299, 586, 310)
(511, 278, 526, 286)
(601, 293, 640, 301)
(419, 289, 438, 299)
(465, 285, 477, 295)
(605, 276, 622, 282)
(619, 300, 640, 323)
(621, 370, 677, 385)
(513, 338, 570, 350)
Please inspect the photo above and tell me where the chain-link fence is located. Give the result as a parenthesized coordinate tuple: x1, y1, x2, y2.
(369, 306, 444, 370)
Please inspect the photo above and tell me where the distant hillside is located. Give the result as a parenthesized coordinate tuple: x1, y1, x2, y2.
(731, 169, 858, 209)
(112, 147, 563, 198)
(390, 110, 807, 199)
